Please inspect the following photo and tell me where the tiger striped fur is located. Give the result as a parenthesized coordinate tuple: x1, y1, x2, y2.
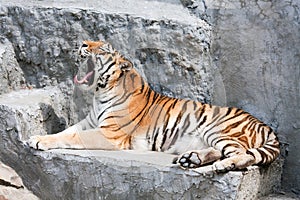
(28, 40, 280, 172)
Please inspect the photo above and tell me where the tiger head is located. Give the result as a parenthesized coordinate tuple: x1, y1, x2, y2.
(75, 40, 133, 91)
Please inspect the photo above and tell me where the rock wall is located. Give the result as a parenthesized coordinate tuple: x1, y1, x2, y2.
(205, 0, 299, 193)
(0, 0, 217, 121)
(0, 0, 299, 197)
(182, 0, 300, 193)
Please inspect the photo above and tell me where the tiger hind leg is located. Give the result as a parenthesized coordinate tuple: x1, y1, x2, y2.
(173, 147, 222, 169)
(212, 154, 255, 173)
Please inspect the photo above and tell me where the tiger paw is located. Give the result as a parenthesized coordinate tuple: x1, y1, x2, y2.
(27, 135, 53, 151)
(212, 160, 235, 173)
(174, 151, 202, 169)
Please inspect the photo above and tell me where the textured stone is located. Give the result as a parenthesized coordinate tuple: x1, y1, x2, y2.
(0, 84, 282, 199)
(183, 0, 300, 192)
(0, 162, 39, 200)
(0, 0, 297, 199)
(207, 0, 300, 192)
(0, 0, 214, 103)
(0, 185, 39, 200)
(0, 162, 23, 188)
(0, 37, 26, 94)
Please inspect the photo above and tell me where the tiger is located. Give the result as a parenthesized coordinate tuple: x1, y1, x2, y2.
(28, 40, 280, 172)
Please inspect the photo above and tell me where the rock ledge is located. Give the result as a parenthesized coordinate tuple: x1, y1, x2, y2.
(0, 88, 282, 200)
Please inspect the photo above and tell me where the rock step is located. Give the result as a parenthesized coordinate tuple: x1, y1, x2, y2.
(0, 88, 282, 199)
(0, 0, 285, 199)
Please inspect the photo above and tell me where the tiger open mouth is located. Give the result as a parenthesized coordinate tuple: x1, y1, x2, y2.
(74, 56, 95, 86)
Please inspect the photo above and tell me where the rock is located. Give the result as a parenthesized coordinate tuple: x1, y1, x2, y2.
(0, 37, 26, 94)
(0, 0, 295, 199)
(0, 0, 215, 104)
(0, 155, 39, 200)
(0, 162, 23, 188)
(0, 185, 39, 200)
(0, 87, 282, 199)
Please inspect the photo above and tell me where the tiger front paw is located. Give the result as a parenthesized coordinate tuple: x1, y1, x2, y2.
(173, 151, 202, 169)
(27, 135, 54, 151)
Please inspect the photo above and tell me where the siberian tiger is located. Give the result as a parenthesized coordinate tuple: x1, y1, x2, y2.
(28, 40, 280, 172)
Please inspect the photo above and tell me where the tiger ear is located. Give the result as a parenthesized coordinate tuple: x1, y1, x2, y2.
(119, 58, 133, 71)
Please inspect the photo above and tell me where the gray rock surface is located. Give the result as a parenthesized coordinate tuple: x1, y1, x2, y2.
(0, 0, 299, 199)
(182, 0, 300, 193)
(0, 185, 39, 200)
(0, 88, 282, 199)
(0, 162, 23, 188)
(0, 38, 26, 94)
(0, 162, 39, 200)
(0, 0, 214, 102)
(205, 1, 300, 193)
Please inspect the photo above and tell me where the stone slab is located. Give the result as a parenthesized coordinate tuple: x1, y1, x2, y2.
(0, 162, 23, 188)
(0, 185, 39, 200)
(0, 88, 282, 200)
(0, 0, 290, 198)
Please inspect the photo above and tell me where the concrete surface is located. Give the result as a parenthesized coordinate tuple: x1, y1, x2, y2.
(0, 0, 299, 199)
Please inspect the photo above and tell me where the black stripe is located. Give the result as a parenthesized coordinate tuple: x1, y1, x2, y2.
(102, 115, 124, 121)
(221, 143, 241, 156)
(198, 115, 207, 127)
(262, 145, 278, 155)
(97, 55, 104, 72)
(204, 113, 224, 136)
(111, 97, 151, 132)
(221, 115, 249, 134)
(168, 128, 180, 147)
(97, 108, 109, 120)
(169, 101, 188, 138)
(151, 98, 171, 150)
(99, 95, 118, 104)
(169, 111, 183, 138)
(211, 136, 226, 146)
(131, 92, 159, 133)
(216, 107, 235, 124)
(171, 99, 179, 109)
(180, 114, 191, 137)
(260, 128, 266, 145)
(162, 100, 178, 132)
(152, 128, 161, 151)
(256, 148, 266, 165)
(215, 109, 246, 127)
(208, 135, 228, 146)
(246, 150, 256, 158)
(101, 61, 116, 76)
(226, 107, 233, 115)
(140, 78, 146, 93)
(195, 105, 204, 120)
(160, 129, 169, 150)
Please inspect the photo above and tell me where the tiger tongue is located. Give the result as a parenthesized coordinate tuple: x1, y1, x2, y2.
(74, 71, 94, 84)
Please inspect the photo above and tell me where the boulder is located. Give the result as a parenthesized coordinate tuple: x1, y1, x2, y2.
(0, 88, 282, 199)
(0, 0, 288, 199)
